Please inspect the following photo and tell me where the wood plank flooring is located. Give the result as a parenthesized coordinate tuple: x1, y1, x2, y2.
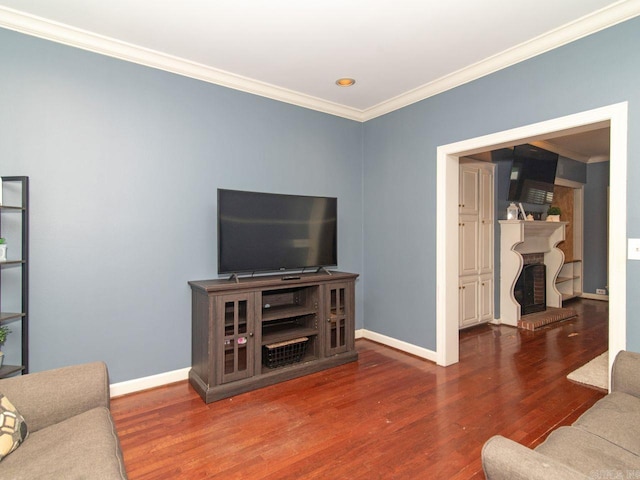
(111, 298, 608, 479)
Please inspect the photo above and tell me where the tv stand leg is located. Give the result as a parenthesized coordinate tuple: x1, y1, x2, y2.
(316, 267, 332, 275)
(228, 273, 240, 284)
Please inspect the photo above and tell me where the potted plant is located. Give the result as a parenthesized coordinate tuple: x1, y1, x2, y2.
(546, 206, 561, 222)
(0, 237, 6, 262)
(0, 325, 11, 367)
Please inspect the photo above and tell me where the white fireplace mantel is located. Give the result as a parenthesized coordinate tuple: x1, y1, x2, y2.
(499, 220, 567, 326)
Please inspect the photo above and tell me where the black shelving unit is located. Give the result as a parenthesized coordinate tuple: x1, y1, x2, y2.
(0, 176, 29, 377)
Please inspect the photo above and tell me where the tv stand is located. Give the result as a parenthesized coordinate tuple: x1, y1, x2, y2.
(316, 266, 333, 275)
(188, 271, 358, 403)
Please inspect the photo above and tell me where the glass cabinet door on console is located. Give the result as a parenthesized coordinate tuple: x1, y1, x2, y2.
(217, 293, 255, 384)
(325, 282, 352, 356)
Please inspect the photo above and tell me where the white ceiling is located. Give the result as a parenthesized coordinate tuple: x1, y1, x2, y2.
(1, 0, 639, 123)
(544, 128, 611, 162)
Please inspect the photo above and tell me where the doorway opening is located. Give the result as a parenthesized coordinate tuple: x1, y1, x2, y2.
(436, 103, 627, 379)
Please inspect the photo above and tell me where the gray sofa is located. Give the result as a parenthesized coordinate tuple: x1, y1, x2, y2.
(482, 350, 640, 479)
(0, 361, 127, 479)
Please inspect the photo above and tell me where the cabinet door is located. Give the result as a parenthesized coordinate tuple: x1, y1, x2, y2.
(459, 277, 479, 328)
(479, 167, 493, 222)
(479, 166, 494, 275)
(479, 218, 493, 275)
(325, 282, 352, 356)
(217, 293, 255, 384)
(459, 216, 479, 276)
(479, 276, 494, 322)
(459, 166, 479, 215)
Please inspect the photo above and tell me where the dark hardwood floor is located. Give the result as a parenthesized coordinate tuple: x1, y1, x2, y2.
(111, 298, 608, 479)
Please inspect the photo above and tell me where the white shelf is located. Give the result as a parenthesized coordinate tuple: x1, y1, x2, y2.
(555, 260, 583, 302)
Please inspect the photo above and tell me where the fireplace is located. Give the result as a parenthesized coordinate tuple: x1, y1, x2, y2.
(499, 220, 565, 326)
(515, 259, 546, 316)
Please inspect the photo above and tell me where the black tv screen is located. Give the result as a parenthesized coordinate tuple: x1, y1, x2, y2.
(507, 144, 559, 205)
(218, 189, 338, 274)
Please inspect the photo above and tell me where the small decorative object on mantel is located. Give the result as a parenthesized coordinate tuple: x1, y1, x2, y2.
(518, 202, 526, 220)
(507, 202, 519, 220)
(0, 325, 11, 367)
(0, 238, 6, 262)
(546, 206, 561, 222)
(526, 213, 534, 221)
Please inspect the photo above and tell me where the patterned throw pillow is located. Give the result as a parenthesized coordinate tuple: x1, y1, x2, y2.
(0, 394, 28, 461)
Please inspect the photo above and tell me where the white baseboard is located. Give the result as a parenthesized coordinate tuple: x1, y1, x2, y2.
(110, 367, 190, 398)
(357, 329, 437, 362)
(580, 292, 609, 301)
(110, 330, 435, 398)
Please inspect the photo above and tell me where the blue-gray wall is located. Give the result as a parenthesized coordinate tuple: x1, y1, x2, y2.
(584, 162, 610, 294)
(0, 28, 364, 382)
(363, 16, 640, 351)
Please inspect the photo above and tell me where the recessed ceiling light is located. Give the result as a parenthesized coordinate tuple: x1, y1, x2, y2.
(335, 78, 356, 87)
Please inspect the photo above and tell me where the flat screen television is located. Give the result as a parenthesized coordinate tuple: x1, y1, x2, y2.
(218, 189, 338, 274)
(507, 144, 559, 205)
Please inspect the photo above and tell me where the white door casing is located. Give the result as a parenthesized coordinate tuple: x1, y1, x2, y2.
(437, 102, 627, 383)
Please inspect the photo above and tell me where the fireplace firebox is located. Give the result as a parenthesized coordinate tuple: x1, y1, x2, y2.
(514, 262, 546, 316)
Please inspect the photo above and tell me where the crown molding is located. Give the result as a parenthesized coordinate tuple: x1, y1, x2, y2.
(1, 1, 639, 123)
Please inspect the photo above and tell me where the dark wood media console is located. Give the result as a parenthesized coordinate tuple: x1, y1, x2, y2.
(188, 271, 358, 403)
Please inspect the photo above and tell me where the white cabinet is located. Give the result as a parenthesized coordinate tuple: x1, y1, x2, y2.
(479, 219, 493, 274)
(479, 167, 494, 275)
(459, 160, 494, 328)
(459, 216, 479, 276)
(479, 275, 494, 323)
(459, 275, 494, 328)
(459, 277, 479, 328)
(459, 166, 479, 215)
(479, 168, 494, 222)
